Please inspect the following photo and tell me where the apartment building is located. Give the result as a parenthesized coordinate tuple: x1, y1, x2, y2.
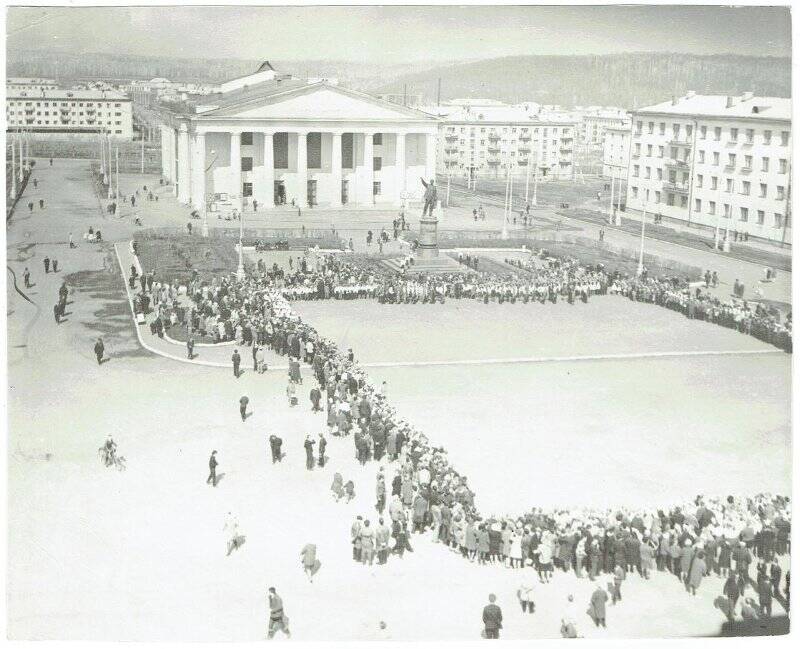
(602, 124, 631, 178)
(626, 92, 791, 244)
(579, 107, 630, 148)
(436, 105, 578, 180)
(5, 88, 133, 139)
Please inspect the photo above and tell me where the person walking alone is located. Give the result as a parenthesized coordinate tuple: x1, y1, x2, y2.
(207, 450, 218, 487)
(239, 395, 249, 422)
(93, 338, 105, 364)
(482, 593, 503, 639)
(232, 349, 241, 378)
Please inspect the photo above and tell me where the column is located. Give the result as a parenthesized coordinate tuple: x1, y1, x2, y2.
(230, 132, 242, 211)
(177, 123, 191, 203)
(395, 132, 406, 206)
(330, 132, 342, 207)
(257, 131, 274, 208)
(160, 125, 170, 179)
(424, 132, 437, 184)
(190, 131, 206, 210)
(361, 132, 374, 205)
(296, 131, 308, 208)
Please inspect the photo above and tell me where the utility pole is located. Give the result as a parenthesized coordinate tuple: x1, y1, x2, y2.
(10, 137, 17, 199)
(100, 134, 106, 180)
(525, 157, 531, 203)
(532, 164, 538, 206)
(446, 171, 451, 207)
(141, 134, 145, 174)
(107, 136, 113, 200)
(115, 146, 120, 203)
(18, 131, 25, 183)
(637, 202, 647, 276)
(608, 168, 615, 224)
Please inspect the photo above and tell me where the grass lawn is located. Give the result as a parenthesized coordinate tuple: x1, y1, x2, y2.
(134, 235, 239, 283)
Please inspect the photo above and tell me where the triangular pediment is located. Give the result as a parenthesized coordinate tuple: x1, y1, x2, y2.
(204, 84, 435, 122)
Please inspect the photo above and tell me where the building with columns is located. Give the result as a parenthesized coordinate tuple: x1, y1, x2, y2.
(160, 68, 439, 214)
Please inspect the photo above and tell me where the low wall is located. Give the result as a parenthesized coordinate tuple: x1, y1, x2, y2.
(137, 226, 346, 244)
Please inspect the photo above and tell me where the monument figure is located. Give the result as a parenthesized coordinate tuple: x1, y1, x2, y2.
(420, 177, 437, 217)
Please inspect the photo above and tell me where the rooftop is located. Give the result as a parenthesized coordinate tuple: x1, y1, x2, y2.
(440, 106, 579, 125)
(636, 93, 791, 121)
(6, 88, 129, 101)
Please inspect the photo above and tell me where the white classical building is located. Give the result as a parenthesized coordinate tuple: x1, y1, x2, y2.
(161, 67, 438, 213)
(626, 92, 791, 243)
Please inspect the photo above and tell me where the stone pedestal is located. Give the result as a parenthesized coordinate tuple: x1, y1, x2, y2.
(417, 202, 441, 259)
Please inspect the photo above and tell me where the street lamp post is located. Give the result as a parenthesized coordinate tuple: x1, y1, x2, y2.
(525, 156, 531, 203)
(10, 138, 17, 199)
(722, 208, 731, 253)
(608, 168, 616, 224)
(202, 149, 218, 238)
(637, 202, 647, 276)
(236, 206, 246, 280)
(19, 130, 26, 182)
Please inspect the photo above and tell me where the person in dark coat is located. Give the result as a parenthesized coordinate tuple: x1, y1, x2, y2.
(482, 593, 503, 639)
(317, 433, 327, 467)
(589, 584, 608, 627)
(239, 395, 249, 422)
(269, 435, 283, 463)
(310, 386, 322, 411)
(232, 349, 241, 377)
(304, 435, 315, 470)
(207, 450, 218, 487)
(93, 338, 105, 364)
(757, 574, 773, 618)
(43, 256, 50, 273)
(723, 573, 739, 619)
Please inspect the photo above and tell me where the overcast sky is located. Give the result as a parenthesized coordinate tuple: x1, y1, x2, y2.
(6, 4, 792, 62)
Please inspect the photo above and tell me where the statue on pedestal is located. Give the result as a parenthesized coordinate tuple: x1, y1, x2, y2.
(420, 177, 437, 217)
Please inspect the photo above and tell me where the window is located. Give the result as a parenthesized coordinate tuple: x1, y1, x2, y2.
(698, 150, 705, 163)
(724, 204, 731, 218)
(680, 196, 688, 208)
(667, 193, 675, 206)
(757, 210, 765, 225)
(762, 157, 770, 172)
(656, 168, 663, 180)
(760, 183, 767, 198)
(373, 157, 382, 172)
(644, 167, 650, 179)
(709, 201, 716, 215)
(635, 143, 641, 155)
(672, 123, 680, 137)
(242, 182, 253, 197)
(746, 129, 754, 143)
(659, 122, 666, 135)
(633, 165, 639, 177)
(775, 213, 783, 229)
(777, 186, 785, 200)
(714, 127, 721, 141)
(711, 176, 718, 190)
(696, 174, 703, 188)
(373, 181, 381, 196)
(726, 178, 733, 193)
(654, 191, 661, 203)
(670, 147, 678, 160)
(686, 125, 693, 138)
(631, 186, 639, 198)
(779, 159, 788, 173)
(744, 155, 752, 169)
(635, 120, 642, 134)
(730, 127, 738, 141)
(240, 157, 253, 172)
(764, 129, 772, 144)
(700, 125, 707, 139)
(646, 144, 652, 156)
(780, 131, 789, 146)
(241, 132, 253, 146)
(713, 152, 720, 165)
(658, 146, 664, 158)
(742, 181, 750, 196)
(647, 122, 654, 134)
(740, 207, 748, 222)
(727, 153, 736, 167)
(694, 199, 701, 212)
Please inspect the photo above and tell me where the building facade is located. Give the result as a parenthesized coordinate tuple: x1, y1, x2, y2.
(161, 70, 438, 213)
(602, 124, 631, 178)
(435, 106, 578, 180)
(578, 107, 630, 148)
(6, 77, 59, 93)
(5, 88, 133, 139)
(626, 92, 791, 244)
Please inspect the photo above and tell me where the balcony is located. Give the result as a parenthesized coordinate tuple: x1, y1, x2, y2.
(487, 158, 500, 166)
(665, 158, 689, 169)
(740, 166, 753, 174)
(668, 139, 692, 147)
(724, 164, 736, 171)
(519, 134, 531, 142)
(560, 136, 574, 143)
(488, 146, 500, 154)
(517, 159, 529, 166)
(663, 181, 690, 195)
(559, 147, 572, 154)
(488, 133, 500, 141)
(519, 146, 530, 154)
(445, 133, 458, 141)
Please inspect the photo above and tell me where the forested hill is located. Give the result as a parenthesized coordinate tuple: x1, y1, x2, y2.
(7, 50, 791, 109)
(368, 53, 792, 108)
